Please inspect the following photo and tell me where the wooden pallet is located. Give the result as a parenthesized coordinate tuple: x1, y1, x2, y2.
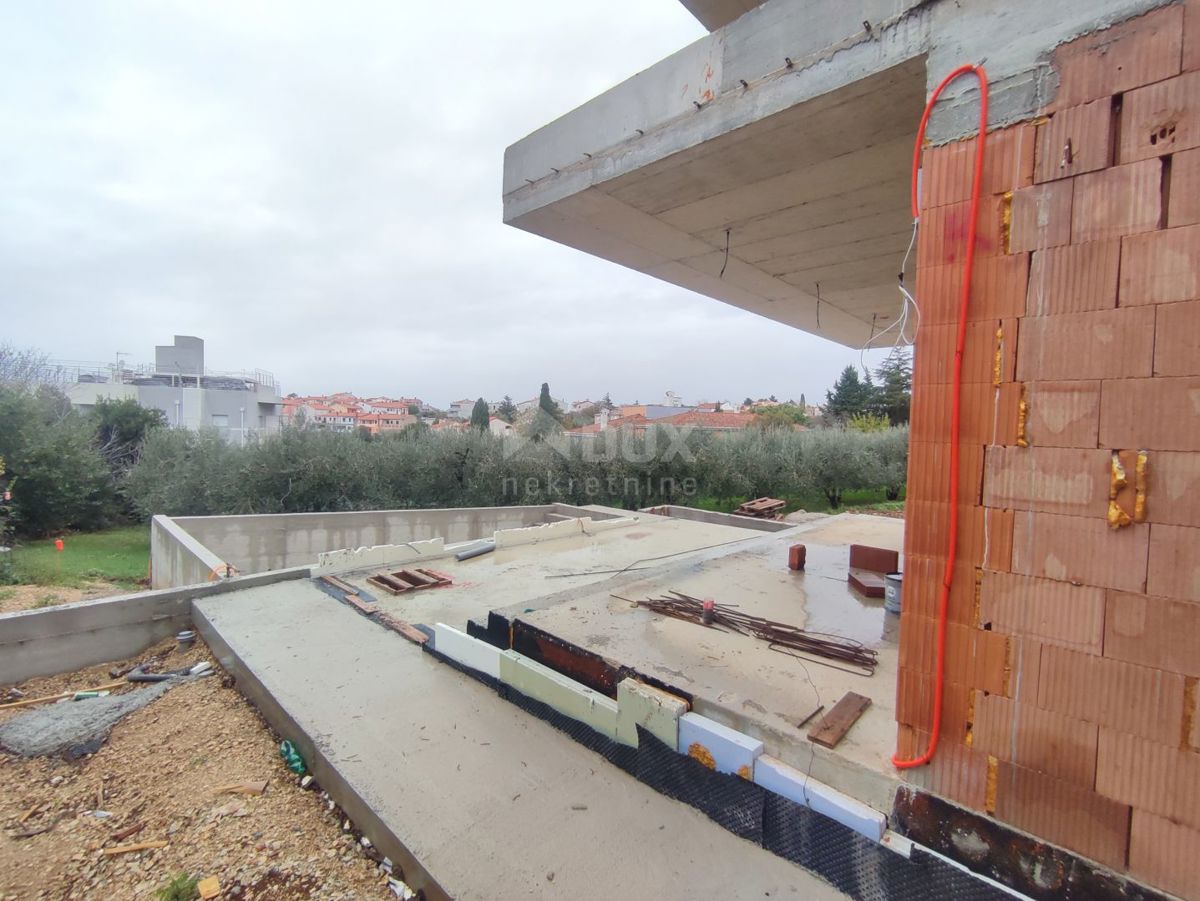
(366, 567, 454, 595)
(734, 497, 786, 519)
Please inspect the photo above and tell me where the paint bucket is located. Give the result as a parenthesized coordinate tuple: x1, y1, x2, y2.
(884, 572, 903, 614)
(176, 629, 196, 649)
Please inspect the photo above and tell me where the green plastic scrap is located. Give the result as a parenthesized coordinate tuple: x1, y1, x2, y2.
(279, 739, 306, 775)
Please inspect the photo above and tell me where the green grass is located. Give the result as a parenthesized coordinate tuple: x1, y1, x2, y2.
(9, 526, 149, 588)
(155, 873, 199, 901)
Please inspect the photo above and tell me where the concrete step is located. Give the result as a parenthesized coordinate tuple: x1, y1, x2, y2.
(194, 580, 846, 901)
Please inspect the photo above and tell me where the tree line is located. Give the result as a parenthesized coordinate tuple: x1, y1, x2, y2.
(121, 422, 907, 521)
(0, 345, 910, 536)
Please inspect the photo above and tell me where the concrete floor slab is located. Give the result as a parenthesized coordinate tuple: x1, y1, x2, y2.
(195, 580, 848, 900)
(339, 513, 769, 634)
(503, 516, 905, 812)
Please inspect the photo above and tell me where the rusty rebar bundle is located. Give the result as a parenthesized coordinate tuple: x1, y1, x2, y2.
(635, 590, 877, 677)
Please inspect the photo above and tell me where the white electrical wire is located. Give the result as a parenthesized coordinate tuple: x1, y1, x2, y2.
(859, 219, 922, 374)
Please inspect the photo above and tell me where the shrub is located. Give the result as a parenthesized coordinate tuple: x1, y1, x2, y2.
(120, 422, 909, 518)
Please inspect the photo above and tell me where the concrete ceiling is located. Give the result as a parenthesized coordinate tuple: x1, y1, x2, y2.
(677, 0, 763, 31)
(509, 59, 925, 348)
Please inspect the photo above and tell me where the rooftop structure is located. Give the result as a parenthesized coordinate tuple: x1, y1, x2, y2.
(64, 335, 282, 444)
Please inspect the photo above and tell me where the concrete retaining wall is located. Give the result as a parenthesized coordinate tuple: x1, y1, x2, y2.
(0, 567, 309, 685)
(639, 505, 794, 532)
(150, 514, 230, 589)
(163, 504, 616, 579)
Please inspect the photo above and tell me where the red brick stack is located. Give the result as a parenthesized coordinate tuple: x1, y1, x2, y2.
(897, 5, 1200, 896)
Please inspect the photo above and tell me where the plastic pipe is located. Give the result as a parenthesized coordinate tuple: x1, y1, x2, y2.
(455, 540, 496, 562)
(892, 64, 989, 770)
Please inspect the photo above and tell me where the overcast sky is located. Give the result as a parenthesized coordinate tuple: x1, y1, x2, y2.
(1, 1, 890, 408)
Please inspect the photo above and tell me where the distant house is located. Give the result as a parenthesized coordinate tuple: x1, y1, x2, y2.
(306, 405, 359, 432)
(357, 411, 417, 435)
(566, 408, 756, 438)
(489, 417, 514, 436)
(655, 410, 758, 431)
(620, 403, 699, 421)
(448, 399, 475, 419)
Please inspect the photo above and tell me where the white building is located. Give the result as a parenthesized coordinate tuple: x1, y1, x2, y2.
(65, 336, 282, 445)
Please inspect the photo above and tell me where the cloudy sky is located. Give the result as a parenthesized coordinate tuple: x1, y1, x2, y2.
(2, 1, 888, 408)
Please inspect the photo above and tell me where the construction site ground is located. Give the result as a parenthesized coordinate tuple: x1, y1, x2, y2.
(0, 582, 127, 616)
(0, 638, 392, 901)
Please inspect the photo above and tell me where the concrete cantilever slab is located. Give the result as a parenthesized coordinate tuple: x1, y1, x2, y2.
(503, 0, 1175, 348)
(194, 580, 847, 901)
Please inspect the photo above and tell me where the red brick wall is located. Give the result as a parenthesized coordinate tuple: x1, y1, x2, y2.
(898, 4, 1200, 896)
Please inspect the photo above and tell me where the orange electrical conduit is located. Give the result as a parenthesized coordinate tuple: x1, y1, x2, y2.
(893, 64, 989, 770)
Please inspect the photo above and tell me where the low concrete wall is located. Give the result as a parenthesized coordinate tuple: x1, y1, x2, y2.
(315, 538, 445, 574)
(0, 567, 309, 685)
(151, 514, 230, 589)
(639, 505, 793, 532)
(161, 504, 619, 580)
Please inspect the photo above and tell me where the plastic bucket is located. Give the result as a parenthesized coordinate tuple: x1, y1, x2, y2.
(884, 572, 903, 614)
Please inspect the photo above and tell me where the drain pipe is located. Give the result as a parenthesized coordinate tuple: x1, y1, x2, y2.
(455, 540, 496, 562)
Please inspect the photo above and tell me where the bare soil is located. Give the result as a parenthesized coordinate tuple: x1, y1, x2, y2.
(1, 638, 394, 900)
(0, 583, 128, 616)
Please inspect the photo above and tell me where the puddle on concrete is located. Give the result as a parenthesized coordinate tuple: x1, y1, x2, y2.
(791, 543, 894, 647)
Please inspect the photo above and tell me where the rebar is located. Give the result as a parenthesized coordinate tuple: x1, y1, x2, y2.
(634, 590, 878, 677)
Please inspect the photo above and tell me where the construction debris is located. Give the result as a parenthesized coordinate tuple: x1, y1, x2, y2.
(101, 839, 168, 857)
(214, 779, 269, 796)
(0, 680, 128, 711)
(807, 692, 872, 749)
(634, 590, 877, 676)
(367, 567, 453, 595)
(376, 612, 430, 645)
(0, 681, 177, 757)
(733, 497, 786, 520)
(846, 544, 899, 599)
(112, 822, 145, 842)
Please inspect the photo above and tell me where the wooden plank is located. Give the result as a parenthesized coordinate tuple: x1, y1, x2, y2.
(377, 613, 429, 645)
(367, 575, 408, 595)
(0, 680, 128, 710)
(807, 692, 872, 749)
(320, 575, 358, 594)
(396, 569, 435, 587)
(417, 568, 454, 585)
(101, 839, 168, 856)
(344, 594, 378, 616)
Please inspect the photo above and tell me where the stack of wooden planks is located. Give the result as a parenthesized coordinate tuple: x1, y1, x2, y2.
(733, 497, 786, 520)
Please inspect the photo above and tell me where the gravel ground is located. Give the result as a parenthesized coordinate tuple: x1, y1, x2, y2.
(0, 638, 397, 900)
